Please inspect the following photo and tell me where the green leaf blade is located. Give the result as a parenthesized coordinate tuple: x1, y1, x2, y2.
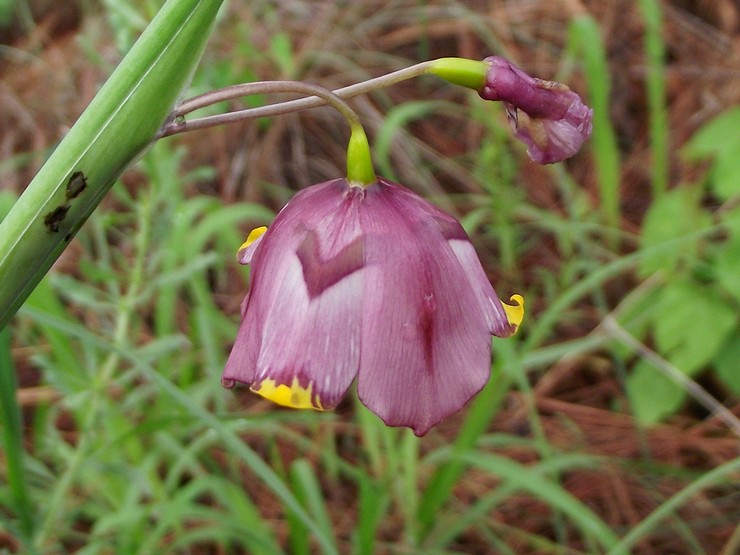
(0, 0, 225, 329)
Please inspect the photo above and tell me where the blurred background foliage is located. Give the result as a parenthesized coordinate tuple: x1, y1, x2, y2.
(0, 0, 739, 553)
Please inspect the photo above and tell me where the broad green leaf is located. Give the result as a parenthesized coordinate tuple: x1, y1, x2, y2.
(638, 186, 710, 277)
(626, 358, 685, 424)
(714, 334, 740, 397)
(0, 0, 225, 330)
(683, 107, 740, 201)
(714, 234, 740, 304)
(653, 279, 737, 375)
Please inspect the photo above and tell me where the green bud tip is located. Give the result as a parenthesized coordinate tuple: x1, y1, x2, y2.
(428, 57, 488, 91)
(346, 123, 376, 187)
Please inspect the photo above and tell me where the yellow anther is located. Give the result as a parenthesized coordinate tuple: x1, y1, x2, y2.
(502, 294, 525, 334)
(239, 226, 268, 252)
(251, 376, 324, 410)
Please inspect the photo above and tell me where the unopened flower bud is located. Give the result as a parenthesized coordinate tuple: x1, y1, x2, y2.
(479, 56, 593, 164)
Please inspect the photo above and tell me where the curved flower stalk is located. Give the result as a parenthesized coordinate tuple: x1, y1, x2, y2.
(222, 177, 524, 436)
(166, 56, 592, 164)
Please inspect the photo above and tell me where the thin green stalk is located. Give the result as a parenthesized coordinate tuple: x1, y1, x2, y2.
(160, 57, 484, 139)
(399, 431, 420, 544)
(568, 15, 621, 230)
(639, 0, 669, 197)
(417, 345, 515, 534)
(34, 434, 92, 550)
(0, 328, 35, 546)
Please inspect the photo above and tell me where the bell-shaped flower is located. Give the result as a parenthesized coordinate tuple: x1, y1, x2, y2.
(478, 56, 593, 164)
(223, 177, 523, 436)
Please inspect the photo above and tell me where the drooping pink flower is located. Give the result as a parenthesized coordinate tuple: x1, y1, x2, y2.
(222, 177, 523, 436)
(479, 56, 593, 164)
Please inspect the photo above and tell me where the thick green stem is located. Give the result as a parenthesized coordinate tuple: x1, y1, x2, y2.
(0, 0, 224, 331)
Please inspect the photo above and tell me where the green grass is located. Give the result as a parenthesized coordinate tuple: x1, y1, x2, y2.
(1, 1, 739, 554)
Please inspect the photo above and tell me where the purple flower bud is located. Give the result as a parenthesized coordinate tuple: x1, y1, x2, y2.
(479, 56, 593, 164)
(223, 177, 524, 436)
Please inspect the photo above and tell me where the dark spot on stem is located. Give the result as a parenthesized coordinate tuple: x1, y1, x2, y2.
(65, 171, 87, 199)
(44, 205, 70, 232)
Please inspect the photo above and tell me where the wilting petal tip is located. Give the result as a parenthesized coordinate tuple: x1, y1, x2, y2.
(502, 294, 525, 334)
(237, 225, 268, 264)
(479, 56, 592, 163)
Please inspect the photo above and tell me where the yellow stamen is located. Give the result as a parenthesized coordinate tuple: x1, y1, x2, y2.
(502, 294, 525, 334)
(251, 376, 324, 410)
(239, 226, 268, 252)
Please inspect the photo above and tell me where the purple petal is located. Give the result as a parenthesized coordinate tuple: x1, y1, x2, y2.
(222, 179, 366, 408)
(479, 56, 593, 164)
(224, 176, 522, 434)
(355, 179, 493, 435)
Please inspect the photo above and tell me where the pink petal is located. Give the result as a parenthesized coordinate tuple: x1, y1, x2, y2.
(222, 179, 366, 408)
(356, 179, 492, 435)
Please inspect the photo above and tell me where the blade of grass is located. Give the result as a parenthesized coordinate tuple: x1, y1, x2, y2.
(417, 342, 515, 534)
(17, 306, 338, 555)
(607, 457, 740, 555)
(0, 0, 224, 330)
(568, 15, 621, 230)
(639, 0, 669, 198)
(0, 328, 35, 548)
(455, 451, 621, 552)
(398, 430, 420, 544)
(424, 453, 602, 549)
(289, 459, 338, 554)
(354, 474, 390, 555)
